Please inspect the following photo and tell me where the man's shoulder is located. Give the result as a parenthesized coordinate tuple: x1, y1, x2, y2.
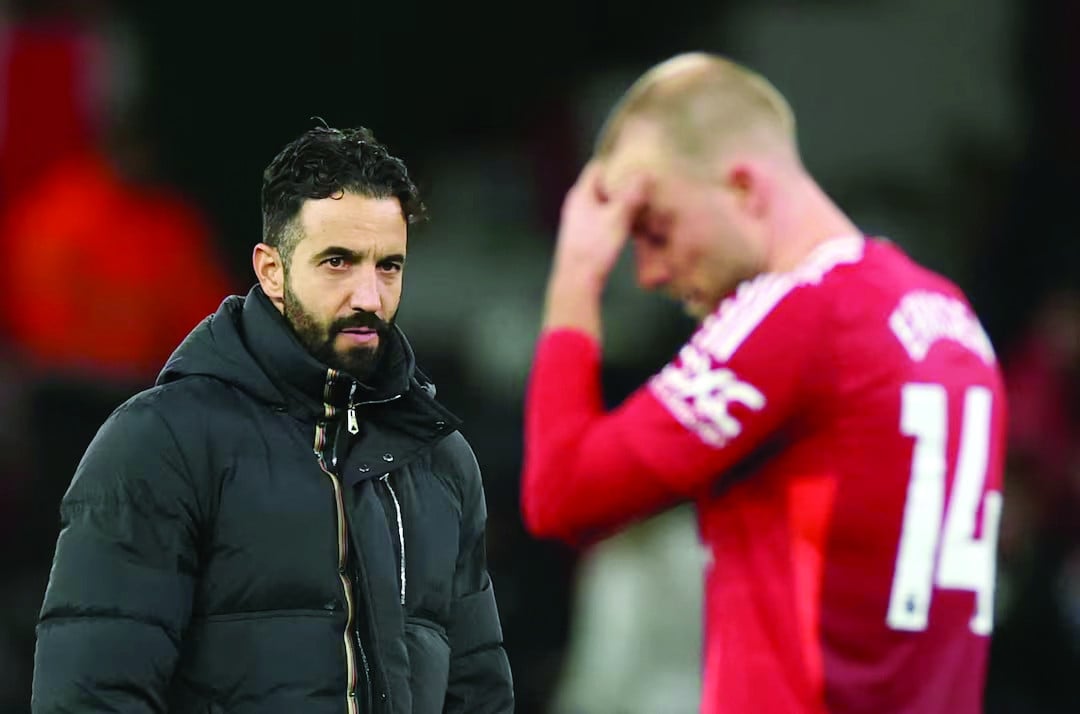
(424, 429, 487, 508)
(110, 375, 251, 436)
(822, 239, 999, 370)
(797, 238, 972, 328)
(690, 242, 856, 362)
(136, 373, 243, 408)
(839, 237, 965, 293)
(430, 430, 479, 476)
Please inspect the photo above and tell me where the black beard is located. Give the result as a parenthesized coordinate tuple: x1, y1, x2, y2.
(283, 281, 392, 382)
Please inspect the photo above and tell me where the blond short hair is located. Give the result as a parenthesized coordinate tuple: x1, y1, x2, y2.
(595, 53, 797, 165)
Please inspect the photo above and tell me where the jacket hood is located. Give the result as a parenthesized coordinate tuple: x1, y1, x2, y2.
(157, 285, 434, 422)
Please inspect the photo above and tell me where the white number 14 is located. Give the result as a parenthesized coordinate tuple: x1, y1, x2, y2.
(886, 383, 1002, 635)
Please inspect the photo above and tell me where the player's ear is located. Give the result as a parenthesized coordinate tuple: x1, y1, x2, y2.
(726, 162, 767, 219)
(253, 243, 286, 308)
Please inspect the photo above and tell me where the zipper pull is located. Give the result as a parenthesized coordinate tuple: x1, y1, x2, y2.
(347, 382, 359, 435)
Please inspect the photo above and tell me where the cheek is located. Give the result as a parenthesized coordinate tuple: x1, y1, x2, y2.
(674, 227, 713, 274)
(379, 276, 403, 312)
(289, 272, 339, 318)
(677, 230, 732, 299)
(287, 268, 315, 295)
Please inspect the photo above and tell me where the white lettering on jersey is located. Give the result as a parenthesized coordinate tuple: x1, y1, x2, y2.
(651, 342, 766, 447)
(889, 291, 996, 365)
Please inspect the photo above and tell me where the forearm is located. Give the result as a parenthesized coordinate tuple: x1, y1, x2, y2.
(541, 159, 644, 340)
(522, 330, 678, 543)
(529, 162, 675, 541)
(542, 261, 606, 340)
(523, 331, 605, 535)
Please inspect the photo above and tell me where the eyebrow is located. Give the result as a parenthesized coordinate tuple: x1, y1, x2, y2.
(310, 246, 407, 264)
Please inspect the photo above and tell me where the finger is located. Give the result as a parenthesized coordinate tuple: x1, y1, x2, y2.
(578, 159, 603, 186)
(619, 171, 649, 200)
(610, 172, 650, 218)
(561, 161, 596, 211)
(572, 160, 606, 199)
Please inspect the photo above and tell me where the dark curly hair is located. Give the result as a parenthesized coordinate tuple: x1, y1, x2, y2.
(261, 124, 426, 267)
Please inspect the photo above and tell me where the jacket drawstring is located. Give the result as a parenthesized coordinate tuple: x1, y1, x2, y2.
(381, 474, 406, 605)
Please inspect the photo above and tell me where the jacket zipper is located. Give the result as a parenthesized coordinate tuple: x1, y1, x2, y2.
(347, 387, 404, 435)
(315, 428, 362, 714)
(327, 376, 406, 709)
(314, 370, 361, 714)
(347, 382, 359, 435)
(380, 474, 406, 605)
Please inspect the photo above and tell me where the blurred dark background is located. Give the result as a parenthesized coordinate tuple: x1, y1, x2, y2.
(0, 0, 1077, 712)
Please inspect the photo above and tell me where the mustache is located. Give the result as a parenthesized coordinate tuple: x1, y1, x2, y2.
(330, 312, 391, 335)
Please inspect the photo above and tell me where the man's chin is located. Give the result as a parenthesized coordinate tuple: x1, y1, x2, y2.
(682, 299, 714, 321)
(333, 345, 381, 381)
(663, 288, 713, 321)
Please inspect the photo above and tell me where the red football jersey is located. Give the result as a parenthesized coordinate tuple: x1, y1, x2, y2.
(522, 236, 1007, 713)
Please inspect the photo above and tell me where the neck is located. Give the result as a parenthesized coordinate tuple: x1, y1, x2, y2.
(766, 170, 861, 273)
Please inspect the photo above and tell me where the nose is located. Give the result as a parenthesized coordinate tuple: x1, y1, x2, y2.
(348, 266, 382, 314)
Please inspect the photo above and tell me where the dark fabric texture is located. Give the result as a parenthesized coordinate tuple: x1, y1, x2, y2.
(31, 286, 514, 714)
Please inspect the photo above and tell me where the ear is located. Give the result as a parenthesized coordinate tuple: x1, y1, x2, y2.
(726, 162, 767, 219)
(253, 243, 286, 309)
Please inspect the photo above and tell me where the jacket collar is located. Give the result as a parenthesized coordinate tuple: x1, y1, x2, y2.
(241, 285, 420, 423)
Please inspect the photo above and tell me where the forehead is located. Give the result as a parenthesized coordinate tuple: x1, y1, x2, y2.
(295, 193, 406, 253)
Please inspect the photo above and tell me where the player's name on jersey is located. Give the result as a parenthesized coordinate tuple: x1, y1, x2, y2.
(889, 290, 995, 364)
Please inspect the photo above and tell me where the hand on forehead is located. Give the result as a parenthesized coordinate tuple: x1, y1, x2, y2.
(589, 159, 649, 206)
(597, 117, 671, 193)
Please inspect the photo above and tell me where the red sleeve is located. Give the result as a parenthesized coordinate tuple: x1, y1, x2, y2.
(521, 271, 827, 545)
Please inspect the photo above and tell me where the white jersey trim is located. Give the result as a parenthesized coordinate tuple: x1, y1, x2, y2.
(698, 234, 865, 362)
(647, 235, 863, 448)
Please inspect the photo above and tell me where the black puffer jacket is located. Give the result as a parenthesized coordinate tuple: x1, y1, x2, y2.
(32, 286, 514, 714)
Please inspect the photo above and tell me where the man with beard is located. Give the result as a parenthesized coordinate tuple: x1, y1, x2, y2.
(32, 125, 514, 714)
